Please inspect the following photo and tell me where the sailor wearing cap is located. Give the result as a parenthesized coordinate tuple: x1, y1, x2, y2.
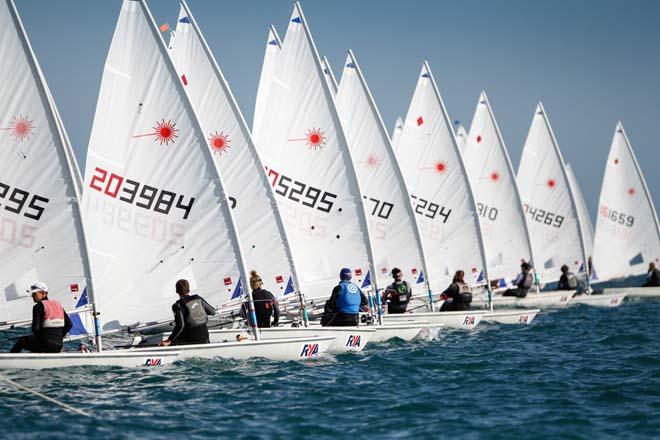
(321, 268, 369, 327)
(10, 282, 73, 353)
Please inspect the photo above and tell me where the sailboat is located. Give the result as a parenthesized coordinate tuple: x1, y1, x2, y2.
(390, 116, 404, 151)
(0, 0, 181, 368)
(566, 163, 595, 262)
(593, 123, 660, 298)
(383, 62, 488, 329)
(81, 0, 333, 361)
(246, 2, 379, 350)
(333, 50, 440, 339)
(461, 92, 540, 323)
(455, 124, 468, 153)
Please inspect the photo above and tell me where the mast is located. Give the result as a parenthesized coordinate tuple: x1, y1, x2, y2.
(538, 102, 590, 293)
(344, 50, 432, 318)
(424, 62, 490, 305)
(294, 2, 381, 300)
(7, 0, 103, 349)
(138, 0, 259, 339)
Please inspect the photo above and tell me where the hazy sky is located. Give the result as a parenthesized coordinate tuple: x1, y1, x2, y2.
(15, 0, 660, 224)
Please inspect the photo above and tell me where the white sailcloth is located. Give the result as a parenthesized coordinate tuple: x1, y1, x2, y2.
(396, 63, 485, 291)
(592, 122, 660, 280)
(168, 2, 298, 299)
(455, 124, 468, 153)
(252, 25, 281, 137)
(516, 103, 585, 284)
(391, 116, 404, 150)
(252, 3, 374, 299)
(463, 92, 534, 284)
(82, 0, 246, 331)
(0, 0, 92, 324)
(321, 56, 338, 97)
(566, 163, 594, 261)
(335, 51, 427, 289)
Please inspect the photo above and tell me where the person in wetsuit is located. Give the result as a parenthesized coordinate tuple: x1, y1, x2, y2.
(439, 270, 472, 311)
(557, 264, 578, 290)
(161, 279, 215, 346)
(321, 268, 368, 327)
(382, 267, 412, 314)
(502, 262, 534, 298)
(245, 270, 280, 328)
(10, 282, 72, 353)
(643, 262, 660, 287)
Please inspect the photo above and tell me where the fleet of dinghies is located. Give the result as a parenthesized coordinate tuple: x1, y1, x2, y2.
(0, 0, 658, 369)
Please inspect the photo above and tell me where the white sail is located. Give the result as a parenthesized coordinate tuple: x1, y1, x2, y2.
(592, 122, 660, 280)
(566, 163, 594, 261)
(335, 50, 427, 289)
(321, 56, 338, 97)
(516, 103, 585, 284)
(455, 124, 468, 153)
(252, 25, 281, 137)
(390, 116, 404, 150)
(252, 3, 374, 299)
(82, 0, 247, 331)
(396, 63, 485, 291)
(463, 92, 534, 284)
(0, 0, 93, 324)
(168, 2, 298, 299)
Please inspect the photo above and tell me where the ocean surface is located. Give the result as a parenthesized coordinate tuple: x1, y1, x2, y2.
(1, 296, 659, 439)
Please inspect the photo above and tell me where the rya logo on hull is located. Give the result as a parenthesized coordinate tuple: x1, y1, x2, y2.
(346, 335, 361, 348)
(300, 343, 319, 358)
(463, 316, 475, 326)
(144, 358, 163, 366)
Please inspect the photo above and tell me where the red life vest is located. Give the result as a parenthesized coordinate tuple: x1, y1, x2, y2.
(41, 299, 65, 328)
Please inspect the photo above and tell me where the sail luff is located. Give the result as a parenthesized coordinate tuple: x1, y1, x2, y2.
(423, 61, 489, 286)
(481, 91, 536, 269)
(322, 55, 339, 94)
(178, 0, 301, 300)
(293, 2, 379, 291)
(345, 49, 431, 292)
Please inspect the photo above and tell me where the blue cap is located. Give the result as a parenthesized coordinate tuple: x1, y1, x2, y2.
(340, 268, 352, 281)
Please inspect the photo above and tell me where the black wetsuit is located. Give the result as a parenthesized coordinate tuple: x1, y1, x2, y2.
(439, 282, 472, 311)
(558, 272, 578, 290)
(321, 285, 368, 327)
(167, 294, 215, 345)
(10, 301, 72, 353)
(502, 271, 533, 298)
(643, 269, 660, 287)
(251, 288, 280, 328)
(384, 281, 412, 314)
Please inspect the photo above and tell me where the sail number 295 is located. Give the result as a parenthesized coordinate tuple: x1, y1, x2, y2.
(88, 167, 195, 220)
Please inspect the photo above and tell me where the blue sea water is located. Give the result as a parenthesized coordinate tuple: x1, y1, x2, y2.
(1, 297, 659, 439)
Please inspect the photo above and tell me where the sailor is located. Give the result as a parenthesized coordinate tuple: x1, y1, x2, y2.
(439, 271, 472, 311)
(502, 262, 534, 298)
(643, 262, 660, 287)
(160, 279, 215, 346)
(10, 282, 72, 353)
(382, 268, 412, 314)
(321, 268, 368, 327)
(246, 270, 280, 328)
(557, 265, 578, 290)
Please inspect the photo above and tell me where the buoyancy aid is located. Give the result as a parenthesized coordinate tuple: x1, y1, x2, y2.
(336, 281, 362, 314)
(183, 298, 208, 327)
(457, 282, 472, 304)
(566, 272, 578, 289)
(41, 300, 65, 328)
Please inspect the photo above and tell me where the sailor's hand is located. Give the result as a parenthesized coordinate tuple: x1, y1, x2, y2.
(159, 340, 171, 347)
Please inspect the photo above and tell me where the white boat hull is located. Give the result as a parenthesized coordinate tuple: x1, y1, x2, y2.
(131, 336, 336, 360)
(369, 323, 441, 343)
(382, 310, 486, 329)
(0, 350, 180, 370)
(208, 327, 374, 353)
(473, 290, 573, 309)
(571, 293, 627, 307)
(482, 309, 540, 325)
(604, 286, 660, 298)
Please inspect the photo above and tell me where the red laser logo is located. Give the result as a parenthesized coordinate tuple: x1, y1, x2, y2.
(288, 127, 326, 150)
(208, 131, 230, 155)
(133, 119, 179, 145)
(1, 115, 34, 142)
